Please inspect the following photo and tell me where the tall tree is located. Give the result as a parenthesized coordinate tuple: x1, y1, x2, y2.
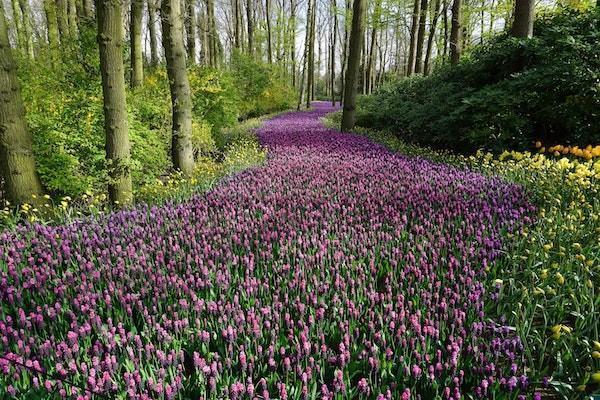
(366, 0, 382, 93)
(67, 0, 78, 36)
(338, 0, 350, 104)
(233, 0, 241, 48)
(147, 0, 159, 65)
(414, 0, 428, 74)
(340, 0, 365, 131)
(306, 0, 316, 107)
(44, 0, 60, 48)
(330, 0, 337, 105)
(161, 0, 194, 175)
(246, 0, 253, 55)
(423, 0, 441, 74)
(130, 0, 144, 87)
(18, 0, 34, 57)
(265, 0, 272, 62)
(449, 0, 462, 64)
(95, 0, 133, 204)
(0, 0, 44, 204)
(406, 0, 420, 75)
(185, 0, 196, 63)
(290, 0, 296, 86)
(510, 0, 534, 38)
(56, 0, 69, 37)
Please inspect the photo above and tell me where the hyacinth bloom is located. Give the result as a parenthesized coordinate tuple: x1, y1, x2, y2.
(0, 102, 534, 398)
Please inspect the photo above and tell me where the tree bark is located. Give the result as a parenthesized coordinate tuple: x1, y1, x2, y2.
(233, 0, 240, 48)
(130, 0, 144, 87)
(0, 0, 44, 204)
(18, 0, 34, 57)
(510, 0, 534, 38)
(297, 0, 312, 110)
(423, 0, 441, 75)
(56, 0, 69, 38)
(95, 0, 133, 204)
(265, 0, 272, 62)
(185, 0, 196, 63)
(339, 0, 350, 104)
(414, 0, 428, 74)
(340, 0, 365, 131)
(161, 0, 194, 175)
(147, 0, 159, 65)
(331, 0, 337, 105)
(67, 0, 78, 36)
(449, 0, 461, 64)
(246, 0, 253, 55)
(406, 0, 420, 76)
(44, 0, 60, 47)
(290, 0, 296, 86)
(305, 0, 315, 108)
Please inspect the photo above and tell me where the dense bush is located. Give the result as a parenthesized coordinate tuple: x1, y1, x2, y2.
(16, 39, 293, 199)
(356, 7, 600, 153)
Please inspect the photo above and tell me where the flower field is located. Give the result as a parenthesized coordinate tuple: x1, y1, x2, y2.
(0, 103, 596, 399)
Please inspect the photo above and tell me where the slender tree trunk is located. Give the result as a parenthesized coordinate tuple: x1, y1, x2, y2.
(265, 0, 272, 62)
(185, 0, 196, 63)
(442, 0, 448, 60)
(339, 0, 350, 104)
(18, 0, 34, 57)
(67, 0, 78, 36)
(234, 0, 240, 48)
(95, 0, 133, 204)
(11, 0, 25, 51)
(449, 0, 461, 64)
(246, 0, 253, 55)
(130, 0, 144, 87)
(290, 0, 296, 86)
(161, 0, 194, 175)
(331, 0, 337, 105)
(423, 0, 441, 74)
(406, 0, 420, 76)
(414, 0, 428, 74)
(0, 1, 44, 204)
(510, 0, 534, 38)
(305, 0, 315, 108)
(206, 0, 217, 66)
(147, 0, 159, 65)
(298, 0, 312, 109)
(56, 0, 69, 37)
(198, 5, 207, 63)
(340, 0, 365, 131)
(44, 0, 60, 47)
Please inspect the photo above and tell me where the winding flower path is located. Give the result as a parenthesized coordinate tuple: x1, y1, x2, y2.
(1, 102, 534, 399)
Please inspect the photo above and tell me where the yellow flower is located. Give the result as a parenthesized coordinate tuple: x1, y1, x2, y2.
(540, 269, 548, 279)
(575, 384, 586, 392)
(592, 351, 600, 359)
(593, 341, 600, 351)
(592, 372, 600, 383)
(555, 272, 565, 285)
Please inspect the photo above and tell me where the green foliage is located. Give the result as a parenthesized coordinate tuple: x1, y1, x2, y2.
(15, 40, 293, 200)
(357, 8, 600, 153)
(230, 52, 295, 118)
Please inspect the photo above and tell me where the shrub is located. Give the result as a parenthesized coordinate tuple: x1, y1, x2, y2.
(357, 7, 600, 153)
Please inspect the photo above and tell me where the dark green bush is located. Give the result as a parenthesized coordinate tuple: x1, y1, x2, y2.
(357, 7, 600, 152)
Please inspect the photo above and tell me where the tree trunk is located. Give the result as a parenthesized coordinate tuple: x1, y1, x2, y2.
(290, 0, 296, 86)
(95, 0, 133, 204)
(147, 0, 159, 65)
(18, 0, 34, 57)
(339, 0, 350, 104)
(414, 0, 428, 74)
(161, 0, 194, 175)
(0, 1, 44, 204)
(340, 0, 365, 131)
(423, 0, 441, 74)
(297, 0, 312, 110)
(449, 0, 461, 64)
(11, 0, 25, 51)
(265, 0, 272, 62)
(234, 0, 240, 48)
(246, 0, 253, 55)
(331, 0, 337, 105)
(406, 0, 420, 76)
(206, 0, 217, 66)
(185, 0, 196, 63)
(67, 0, 78, 36)
(44, 0, 60, 47)
(305, 0, 314, 108)
(510, 0, 534, 38)
(56, 0, 69, 38)
(130, 0, 144, 87)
